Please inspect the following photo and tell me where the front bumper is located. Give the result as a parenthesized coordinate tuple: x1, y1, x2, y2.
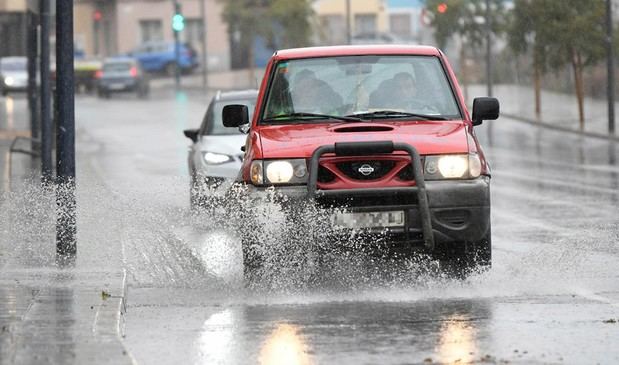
(237, 141, 490, 252)
(242, 177, 490, 248)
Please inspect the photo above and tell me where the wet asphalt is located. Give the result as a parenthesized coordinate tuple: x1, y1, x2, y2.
(2, 89, 619, 364)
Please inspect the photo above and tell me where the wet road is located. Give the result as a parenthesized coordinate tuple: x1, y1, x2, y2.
(5, 89, 619, 364)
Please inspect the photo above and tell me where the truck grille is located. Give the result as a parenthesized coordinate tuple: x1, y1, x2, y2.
(335, 160, 396, 180)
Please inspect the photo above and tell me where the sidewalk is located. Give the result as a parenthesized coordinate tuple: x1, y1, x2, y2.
(467, 84, 618, 141)
(0, 96, 133, 364)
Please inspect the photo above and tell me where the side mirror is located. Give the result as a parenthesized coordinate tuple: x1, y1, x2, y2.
(183, 128, 199, 143)
(222, 104, 249, 128)
(471, 97, 499, 126)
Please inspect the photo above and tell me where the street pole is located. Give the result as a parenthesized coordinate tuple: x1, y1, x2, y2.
(485, 0, 493, 97)
(27, 9, 39, 152)
(607, 0, 615, 135)
(173, 0, 181, 90)
(39, 0, 52, 184)
(200, 0, 208, 92)
(346, 0, 351, 45)
(56, 0, 77, 258)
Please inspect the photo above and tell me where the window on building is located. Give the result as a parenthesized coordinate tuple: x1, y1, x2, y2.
(139, 20, 163, 43)
(354, 14, 377, 35)
(319, 15, 346, 45)
(184, 19, 203, 49)
(390, 14, 412, 39)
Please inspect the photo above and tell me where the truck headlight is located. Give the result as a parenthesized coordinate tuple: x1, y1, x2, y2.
(202, 151, 233, 165)
(4, 77, 14, 86)
(251, 159, 308, 185)
(424, 154, 482, 179)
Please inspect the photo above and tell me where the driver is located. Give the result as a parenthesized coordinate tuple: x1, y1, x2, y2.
(369, 72, 420, 110)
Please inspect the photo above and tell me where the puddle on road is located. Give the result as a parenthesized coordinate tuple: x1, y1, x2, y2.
(2, 177, 618, 305)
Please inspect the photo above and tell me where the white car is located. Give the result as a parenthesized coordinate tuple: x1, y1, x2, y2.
(0, 57, 28, 96)
(183, 89, 258, 209)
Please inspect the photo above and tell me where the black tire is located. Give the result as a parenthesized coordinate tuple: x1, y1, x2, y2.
(164, 63, 176, 77)
(435, 227, 492, 278)
(241, 238, 262, 283)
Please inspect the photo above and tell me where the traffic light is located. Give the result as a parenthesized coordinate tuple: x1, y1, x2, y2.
(437, 2, 448, 14)
(172, 3, 184, 32)
(93, 10, 102, 22)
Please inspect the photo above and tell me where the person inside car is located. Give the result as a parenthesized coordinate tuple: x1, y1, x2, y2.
(291, 69, 342, 114)
(369, 71, 420, 111)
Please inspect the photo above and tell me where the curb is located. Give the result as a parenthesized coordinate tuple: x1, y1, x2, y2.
(501, 112, 619, 143)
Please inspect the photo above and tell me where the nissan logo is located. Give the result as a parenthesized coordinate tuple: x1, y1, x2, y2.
(358, 164, 375, 176)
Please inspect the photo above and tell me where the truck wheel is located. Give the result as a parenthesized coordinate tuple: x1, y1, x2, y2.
(241, 237, 263, 284)
(435, 227, 492, 278)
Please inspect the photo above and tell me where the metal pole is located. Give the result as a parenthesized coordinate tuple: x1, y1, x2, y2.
(56, 0, 77, 258)
(27, 9, 39, 152)
(200, 0, 208, 92)
(174, 0, 181, 89)
(485, 0, 493, 97)
(346, 0, 351, 45)
(607, 0, 615, 135)
(39, 0, 52, 184)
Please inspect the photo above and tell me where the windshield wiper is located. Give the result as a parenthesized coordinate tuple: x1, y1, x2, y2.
(347, 110, 448, 121)
(262, 112, 364, 123)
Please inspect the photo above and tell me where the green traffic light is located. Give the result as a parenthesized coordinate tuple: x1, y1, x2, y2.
(172, 13, 184, 32)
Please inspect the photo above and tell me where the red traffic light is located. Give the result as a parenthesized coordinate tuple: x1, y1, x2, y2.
(437, 3, 448, 14)
(93, 10, 102, 21)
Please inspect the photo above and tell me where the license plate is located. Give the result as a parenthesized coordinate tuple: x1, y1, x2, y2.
(331, 210, 405, 229)
(109, 83, 125, 90)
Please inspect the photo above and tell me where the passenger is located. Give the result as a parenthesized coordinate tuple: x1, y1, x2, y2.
(291, 70, 342, 114)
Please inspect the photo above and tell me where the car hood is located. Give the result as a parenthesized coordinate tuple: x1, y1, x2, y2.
(258, 120, 469, 158)
(198, 134, 247, 157)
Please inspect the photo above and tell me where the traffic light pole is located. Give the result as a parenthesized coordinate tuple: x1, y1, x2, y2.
(27, 9, 39, 152)
(40, 0, 53, 184)
(607, 0, 615, 136)
(485, 0, 493, 97)
(56, 0, 77, 259)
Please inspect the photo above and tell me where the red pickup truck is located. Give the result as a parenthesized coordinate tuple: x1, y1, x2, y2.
(223, 45, 499, 279)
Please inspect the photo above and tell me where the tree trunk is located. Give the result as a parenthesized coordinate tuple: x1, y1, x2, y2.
(534, 63, 542, 117)
(571, 50, 586, 130)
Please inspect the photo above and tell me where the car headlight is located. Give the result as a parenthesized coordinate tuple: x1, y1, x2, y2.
(4, 77, 14, 86)
(424, 154, 482, 179)
(250, 159, 308, 185)
(202, 151, 234, 165)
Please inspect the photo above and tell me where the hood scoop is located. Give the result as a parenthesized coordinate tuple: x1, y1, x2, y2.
(332, 124, 394, 133)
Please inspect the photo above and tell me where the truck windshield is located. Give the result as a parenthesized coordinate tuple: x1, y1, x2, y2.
(262, 55, 461, 123)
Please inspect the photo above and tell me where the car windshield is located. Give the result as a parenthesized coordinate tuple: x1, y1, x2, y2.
(1, 59, 27, 72)
(208, 99, 256, 135)
(103, 62, 132, 72)
(262, 55, 461, 123)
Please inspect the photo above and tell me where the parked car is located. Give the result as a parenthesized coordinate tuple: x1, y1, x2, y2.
(0, 57, 28, 96)
(95, 57, 150, 98)
(222, 45, 499, 279)
(129, 41, 198, 75)
(183, 89, 258, 209)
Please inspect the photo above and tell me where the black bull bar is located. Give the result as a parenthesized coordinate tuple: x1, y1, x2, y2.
(307, 141, 435, 251)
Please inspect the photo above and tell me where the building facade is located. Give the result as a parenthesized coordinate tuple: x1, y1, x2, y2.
(313, 0, 389, 45)
(0, 0, 27, 57)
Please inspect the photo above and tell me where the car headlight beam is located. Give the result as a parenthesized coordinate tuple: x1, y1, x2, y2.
(202, 151, 233, 165)
(251, 159, 308, 186)
(423, 154, 482, 180)
(437, 155, 468, 178)
(4, 77, 14, 86)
